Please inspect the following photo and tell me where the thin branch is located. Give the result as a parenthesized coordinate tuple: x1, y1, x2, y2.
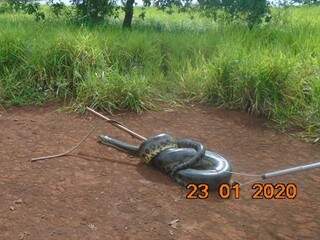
(86, 107, 147, 141)
(31, 126, 97, 162)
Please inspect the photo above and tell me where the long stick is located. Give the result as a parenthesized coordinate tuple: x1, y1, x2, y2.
(31, 126, 96, 162)
(86, 107, 147, 141)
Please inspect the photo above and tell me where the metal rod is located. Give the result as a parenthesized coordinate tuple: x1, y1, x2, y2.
(262, 161, 320, 179)
(86, 107, 147, 141)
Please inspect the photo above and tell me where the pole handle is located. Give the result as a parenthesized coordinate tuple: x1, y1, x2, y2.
(262, 162, 320, 179)
(86, 107, 147, 141)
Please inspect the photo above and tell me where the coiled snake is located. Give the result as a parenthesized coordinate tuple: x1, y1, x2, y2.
(99, 133, 232, 190)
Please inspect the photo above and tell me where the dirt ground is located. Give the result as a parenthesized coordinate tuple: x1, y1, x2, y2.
(0, 104, 319, 240)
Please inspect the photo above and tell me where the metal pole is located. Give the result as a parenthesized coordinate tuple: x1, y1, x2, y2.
(86, 107, 147, 141)
(262, 162, 320, 179)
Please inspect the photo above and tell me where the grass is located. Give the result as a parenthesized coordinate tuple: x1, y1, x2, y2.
(0, 6, 319, 139)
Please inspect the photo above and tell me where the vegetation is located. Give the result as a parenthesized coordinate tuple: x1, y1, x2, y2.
(0, 5, 319, 139)
(3, 0, 273, 28)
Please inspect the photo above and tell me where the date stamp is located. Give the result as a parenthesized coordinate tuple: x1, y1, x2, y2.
(186, 182, 298, 200)
(186, 183, 209, 199)
(251, 183, 297, 199)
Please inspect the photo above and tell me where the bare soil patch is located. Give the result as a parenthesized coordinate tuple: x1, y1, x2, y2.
(0, 105, 319, 240)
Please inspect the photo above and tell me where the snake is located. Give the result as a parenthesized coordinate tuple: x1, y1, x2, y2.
(99, 133, 232, 190)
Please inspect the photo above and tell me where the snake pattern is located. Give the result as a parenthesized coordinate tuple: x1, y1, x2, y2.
(99, 133, 205, 176)
(99, 133, 232, 190)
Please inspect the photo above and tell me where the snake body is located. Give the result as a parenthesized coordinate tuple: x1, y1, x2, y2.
(100, 133, 205, 175)
(99, 133, 232, 190)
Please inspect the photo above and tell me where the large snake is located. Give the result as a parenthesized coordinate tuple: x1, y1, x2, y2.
(99, 133, 232, 190)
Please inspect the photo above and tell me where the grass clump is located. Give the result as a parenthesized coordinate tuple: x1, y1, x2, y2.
(76, 70, 152, 112)
(0, 7, 319, 139)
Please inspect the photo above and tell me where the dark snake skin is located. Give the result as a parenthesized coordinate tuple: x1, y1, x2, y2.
(99, 133, 232, 190)
(171, 139, 205, 176)
(99, 133, 205, 175)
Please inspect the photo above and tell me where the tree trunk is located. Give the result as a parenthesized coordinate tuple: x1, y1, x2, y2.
(122, 0, 135, 28)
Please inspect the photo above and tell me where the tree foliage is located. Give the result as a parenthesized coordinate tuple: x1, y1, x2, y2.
(48, 0, 66, 17)
(71, 0, 118, 23)
(291, 0, 319, 4)
(5, 0, 45, 20)
(198, 0, 271, 28)
(1, 0, 299, 29)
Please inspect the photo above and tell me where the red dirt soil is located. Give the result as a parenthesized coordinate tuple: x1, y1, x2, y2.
(0, 105, 319, 240)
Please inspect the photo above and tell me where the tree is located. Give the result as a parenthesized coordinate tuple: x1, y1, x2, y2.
(122, 0, 153, 28)
(48, 0, 66, 17)
(5, 0, 45, 20)
(122, 0, 192, 28)
(71, 0, 118, 23)
(122, 0, 271, 29)
(198, 0, 271, 28)
(122, 0, 135, 28)
(4, 0, 273, 28)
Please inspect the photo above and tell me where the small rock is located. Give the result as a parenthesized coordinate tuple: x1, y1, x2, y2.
(14, 199, 23, 204)
(138, 179, 152, 185)
(88, 223, 97, 231)
(9, 206, 15, 211)
(18, 232, 30, 240)
(168, 219, 179, 229)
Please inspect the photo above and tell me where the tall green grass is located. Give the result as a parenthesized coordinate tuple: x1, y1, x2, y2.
(0, 6, 319, 138)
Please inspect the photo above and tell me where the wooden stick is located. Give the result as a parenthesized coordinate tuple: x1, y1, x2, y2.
(31, 126, 96, 162)
(86, 107, 147, 141)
